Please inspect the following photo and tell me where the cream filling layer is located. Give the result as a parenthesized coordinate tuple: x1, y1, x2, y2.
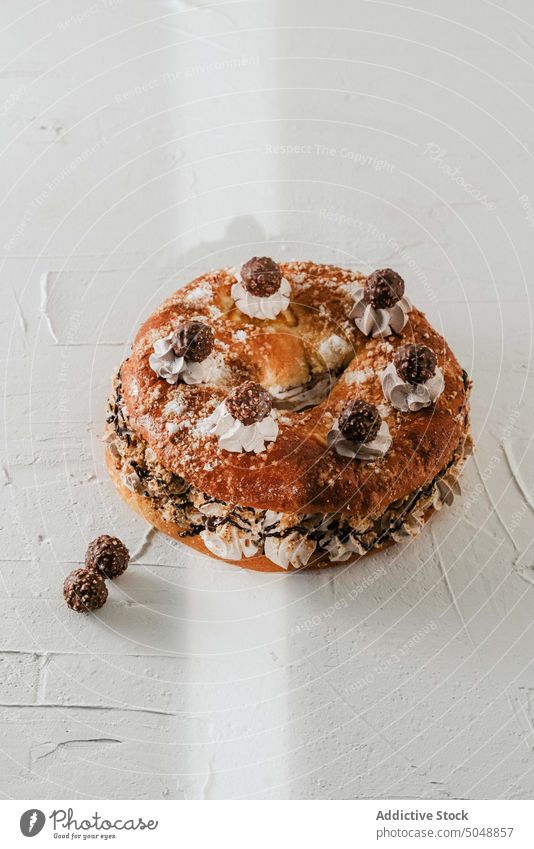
(269, 373, 332, 411)
(107, 374, 469, 568)
(200, 525, 259, 560)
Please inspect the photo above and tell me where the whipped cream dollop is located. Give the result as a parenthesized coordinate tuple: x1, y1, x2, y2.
(123, 465, 144, 494)
(231, 270, 291, 320)
(391, 514, 425, 543)
(433, 473, 461, 508)
(263, 511, 318, 569)
(103, 429, 122, 462)
(149, 334, 214, 385)
(321, 533, 366, 562)
(380, 362, 444, 412)
(327, 419, 392, 460)
(201, 524, 259, 560)
(264, 532, 316, 570)
(201, 401, 279, 453)
(350, 288, 411, 337)
(389, 472, 461, 543)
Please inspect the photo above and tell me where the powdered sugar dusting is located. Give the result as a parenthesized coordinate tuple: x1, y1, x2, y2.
(205, 352, 229, 387)
(377, 403, 391, 418)
(345, 368, 374, 385)
(186, 282, 213, 302)
(164, 395, 186, 417)
(318, 334, 351, 368)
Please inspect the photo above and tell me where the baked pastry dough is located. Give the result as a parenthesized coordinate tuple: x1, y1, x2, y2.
(105, 260, 471, 572)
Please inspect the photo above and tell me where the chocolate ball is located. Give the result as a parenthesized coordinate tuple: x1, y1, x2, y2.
(64, 568, 108, 613)
(85, 534, 130, 579)
(364, 268, 405, 309)
(225, 381, 272, 426)
(393, 343, 437, 385)
(171, 320, 214, 363)
(338, 400, 381, 445)
(240, 257, 282, 297)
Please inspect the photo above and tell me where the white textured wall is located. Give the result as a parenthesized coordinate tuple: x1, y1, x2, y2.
(1, 0, 534, 799)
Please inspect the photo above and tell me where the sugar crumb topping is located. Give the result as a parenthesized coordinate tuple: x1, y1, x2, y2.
(345, 368, 374, 385)
(164, 395, 186, 417)
(187, 282, 213, 302)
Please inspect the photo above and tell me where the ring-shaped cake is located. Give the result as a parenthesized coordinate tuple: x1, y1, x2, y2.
(105, 259, 472, 572)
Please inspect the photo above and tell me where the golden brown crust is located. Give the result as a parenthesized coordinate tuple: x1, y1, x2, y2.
(120, 261, 468, 519)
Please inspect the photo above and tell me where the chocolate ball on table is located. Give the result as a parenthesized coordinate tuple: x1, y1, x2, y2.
(86, 534, 130, 579)
(240, 257, 282, 297)
(394, 343, 437, 385)
(338, 400, 381, 445)
(225, 381, 272, 426)
(171, 320, 214, 363)
(364, 268, 405, 309)
(64, 567, 108, 613)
